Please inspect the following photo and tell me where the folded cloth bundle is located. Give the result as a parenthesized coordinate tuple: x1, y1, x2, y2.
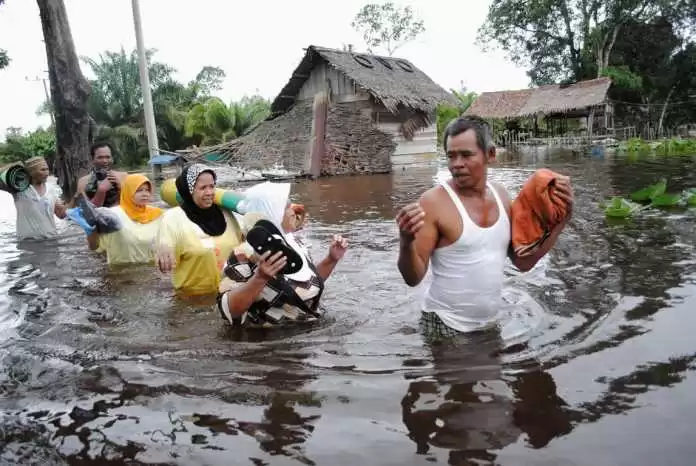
(511, 168, 570, 257)
(65, 193, 123, 235)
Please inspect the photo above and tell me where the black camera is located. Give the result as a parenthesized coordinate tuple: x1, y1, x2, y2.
(95, 168, 109, 181)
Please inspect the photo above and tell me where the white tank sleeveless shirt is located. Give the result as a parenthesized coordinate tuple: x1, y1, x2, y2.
(422, 180, 511, 332)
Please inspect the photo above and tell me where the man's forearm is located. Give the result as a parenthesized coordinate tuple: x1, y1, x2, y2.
(512, 220, 567, 272)
(397, 241, 427, 287)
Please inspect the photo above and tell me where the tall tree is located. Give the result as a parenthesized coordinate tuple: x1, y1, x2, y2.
(37, 0, 91, 199)
(351, 2, 425, 56)
(477, 0, 695, 85)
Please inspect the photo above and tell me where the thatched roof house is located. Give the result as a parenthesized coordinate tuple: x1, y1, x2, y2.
(271, 45, 460, 126)
(218, 45, 459, 175)
(466, 77, 612, 119)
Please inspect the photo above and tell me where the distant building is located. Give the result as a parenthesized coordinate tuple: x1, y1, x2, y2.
(465, 77, 613, 145)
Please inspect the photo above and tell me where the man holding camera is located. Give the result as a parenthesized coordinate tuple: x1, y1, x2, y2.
(75, 142, 127, 208)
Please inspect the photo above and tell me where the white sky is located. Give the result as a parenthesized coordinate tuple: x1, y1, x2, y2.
(0, 0, 530, 140)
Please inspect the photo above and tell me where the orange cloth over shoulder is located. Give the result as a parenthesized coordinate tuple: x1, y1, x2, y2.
(511, 168, 569, 257)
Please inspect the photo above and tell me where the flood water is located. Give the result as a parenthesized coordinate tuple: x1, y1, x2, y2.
(1, 149, 696, 465)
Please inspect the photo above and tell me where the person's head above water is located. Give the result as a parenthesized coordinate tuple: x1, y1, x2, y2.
(239, 181, 305, 234)
(443, 116, 496, 191)
(90, 142, 114, 171)
(119, 174, 162, 224)
(175, 164, 227, 236)
(24, 156, 49, 184)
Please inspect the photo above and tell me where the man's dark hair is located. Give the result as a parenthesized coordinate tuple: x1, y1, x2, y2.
(90, 142, 113, 158)
(442, 115, 494, 153)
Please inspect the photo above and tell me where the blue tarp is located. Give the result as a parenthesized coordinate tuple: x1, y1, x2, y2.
(149, 154, 183, 166)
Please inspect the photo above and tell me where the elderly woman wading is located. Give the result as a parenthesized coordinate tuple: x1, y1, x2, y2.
(218, 181, 348, 328)
(4, 156, 66, 241)
(155, 164, 244, 297)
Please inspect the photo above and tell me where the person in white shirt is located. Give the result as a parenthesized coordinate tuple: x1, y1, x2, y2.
(5, 157, 67, 241)
(395, 117, 573, 339)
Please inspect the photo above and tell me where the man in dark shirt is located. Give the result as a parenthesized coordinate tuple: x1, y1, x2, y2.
(75, 142, 127, 207)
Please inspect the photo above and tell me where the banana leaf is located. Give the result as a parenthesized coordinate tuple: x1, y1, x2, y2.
(630, 178, 667, 202)
(651, 193, 683, 207)
(603, 197, 641, 218)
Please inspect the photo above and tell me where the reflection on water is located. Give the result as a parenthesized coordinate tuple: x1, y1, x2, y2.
(0, 150, 695, 465)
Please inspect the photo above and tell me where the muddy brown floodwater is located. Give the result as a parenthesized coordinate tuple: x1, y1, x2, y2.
(0, 149, 695, 466)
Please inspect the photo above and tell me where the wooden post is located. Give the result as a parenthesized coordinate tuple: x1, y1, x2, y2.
(308, 92, 328, 178)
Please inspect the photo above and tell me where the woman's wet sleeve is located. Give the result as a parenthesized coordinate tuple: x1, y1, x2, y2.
(156, 210, 179, 250)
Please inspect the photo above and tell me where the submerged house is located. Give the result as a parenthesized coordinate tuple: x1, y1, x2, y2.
(465, 77, 613, 145)
(218, 45, 460, 175)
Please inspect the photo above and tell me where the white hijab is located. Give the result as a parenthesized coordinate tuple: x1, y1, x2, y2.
(238, 181, 313, 282)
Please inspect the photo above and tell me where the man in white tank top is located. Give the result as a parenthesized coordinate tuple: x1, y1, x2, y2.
(396, 116, 574, 337)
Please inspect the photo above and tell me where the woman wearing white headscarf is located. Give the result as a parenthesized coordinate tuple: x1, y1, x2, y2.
(217, 181, 348, 328)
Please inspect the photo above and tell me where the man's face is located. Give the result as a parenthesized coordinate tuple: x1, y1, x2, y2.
(445, 129, 495, 190)
(93, 147, 113, 170)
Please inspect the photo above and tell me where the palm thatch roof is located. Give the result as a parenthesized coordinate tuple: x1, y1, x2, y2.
(465, 77, 612, 119)
(271, 45, 460, 117)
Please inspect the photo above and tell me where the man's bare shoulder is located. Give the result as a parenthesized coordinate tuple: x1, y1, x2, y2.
(419, 185, 447, 206)
(490, 180, 512, 203)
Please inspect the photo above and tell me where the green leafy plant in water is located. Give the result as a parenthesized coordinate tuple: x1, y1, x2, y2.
(685, 189, 696, 207)
(654, 138, 696, 157)
(618, 137, 696, 158)
(619, 137, 652, 154)
(651, 193, 683, 207)
(630, 178, 667, 202)
(602, 197, 642, 218)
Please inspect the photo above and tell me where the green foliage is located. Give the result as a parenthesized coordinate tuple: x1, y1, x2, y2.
(351, 2, 425, 56)
(602, 177, 696, 218)
(618, 137, 696, 156)
(687, 190, 696, 206)
(477, 0, 696, 86)
(630, 178, 666, 201)
(185, 95, 271, 146)
(0, 127, 56, 165)
(436, 105, 461, 146)
(602, 196, 642, 218)
(601, 66, 643, 90)
(72, 47, 260, 167)
(436, 88, 479, 146)
(650, 193, 682, 207)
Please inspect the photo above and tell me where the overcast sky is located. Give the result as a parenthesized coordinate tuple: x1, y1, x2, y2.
(0, 0, 530, 140)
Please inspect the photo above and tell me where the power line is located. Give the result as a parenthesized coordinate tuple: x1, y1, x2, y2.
(608, 97, 696, 107)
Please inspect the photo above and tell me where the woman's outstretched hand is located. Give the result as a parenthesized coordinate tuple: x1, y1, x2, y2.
(328, 234, 348, 262)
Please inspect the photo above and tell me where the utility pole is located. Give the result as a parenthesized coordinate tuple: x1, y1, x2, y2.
(26, 74, 54, 126)
(131, 0, 161, 178)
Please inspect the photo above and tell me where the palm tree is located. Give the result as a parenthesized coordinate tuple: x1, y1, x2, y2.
(185, 95, 271, 146)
